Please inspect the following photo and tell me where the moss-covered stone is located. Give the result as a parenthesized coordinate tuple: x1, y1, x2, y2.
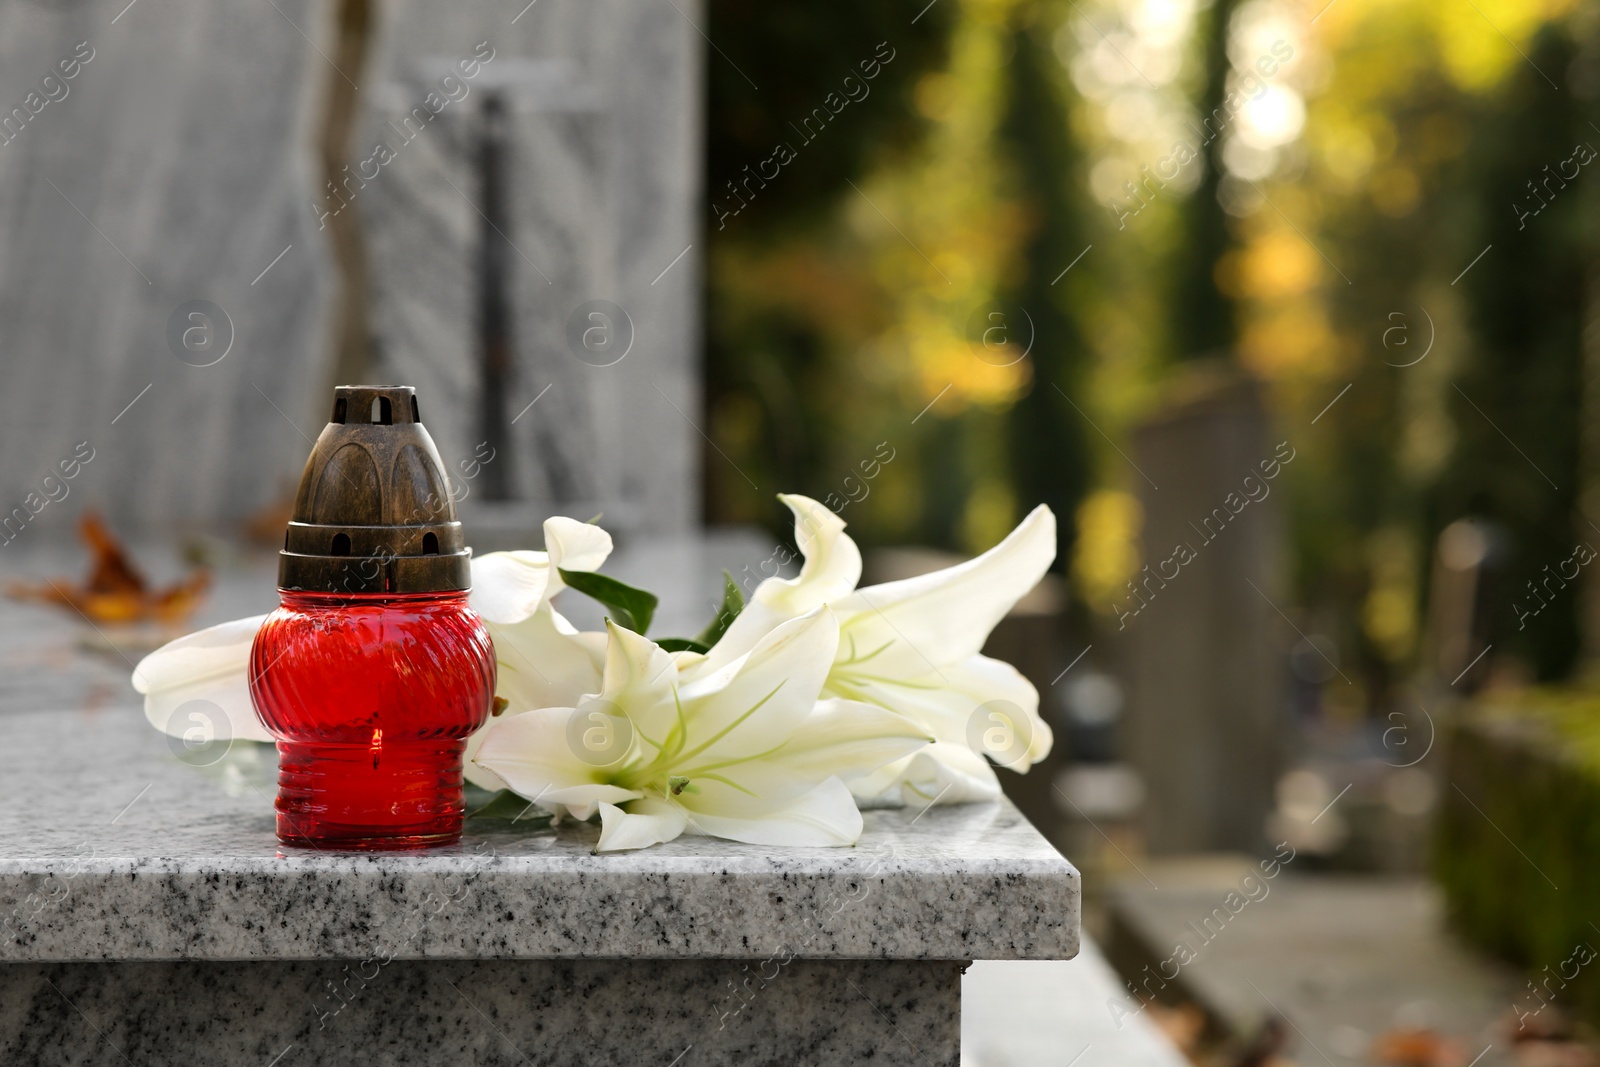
(1437, 692, 1600, 1024)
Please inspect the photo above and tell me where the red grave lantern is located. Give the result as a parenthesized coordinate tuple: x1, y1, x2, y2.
(249, 386, 496, 850)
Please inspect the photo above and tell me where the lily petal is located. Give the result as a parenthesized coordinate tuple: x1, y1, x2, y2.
(473, 705, 643, 808)
(700, 494, 860, 671)
(776, 698, 932, 778)
(485, 610, 607, 714)
(898, 743, 1004, 806)
(468, 611, 606, 790)
(851, 741, 1003, 808)
(467, 517, 612, 624)
(596, 796, 689, 852)
(768, 494, 862, 611)
(470, 528, 614, 788)
(132, 614, 272, 744)
(468, 551, 554, 624)
(833, 504, 1055, 666)
(677, 776, 864, 847)
(595, 621, 688, 759)
(832, 653, 1052, 766)
(685, 698, 930, 807)
(675, 607, 839, 764)
(543, 515, 614, 576)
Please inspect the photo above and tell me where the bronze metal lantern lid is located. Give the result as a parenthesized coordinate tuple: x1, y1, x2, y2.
(278, 385, 472, 594)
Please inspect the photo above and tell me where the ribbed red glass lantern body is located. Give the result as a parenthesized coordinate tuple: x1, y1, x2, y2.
(250, 590, 495, 849)
(248, 385, 494, 851)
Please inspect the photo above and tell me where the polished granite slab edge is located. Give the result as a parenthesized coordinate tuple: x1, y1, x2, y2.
(2, 706, 1080, 963)
(1, 958, 964, 1067)
(0, 857, 1078, 961)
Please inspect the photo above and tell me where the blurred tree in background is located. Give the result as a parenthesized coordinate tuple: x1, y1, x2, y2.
(1169, 0, 1241, 361)
(994, 7, 1094, 577)
(1252, 0, 1593, 700)
(706, 0, 1103, 575)
(1435, 25, 1588, 682)
(705, 0, 1599, 697)
(707, 4, 954, 231)
(703, 0, 956, 533)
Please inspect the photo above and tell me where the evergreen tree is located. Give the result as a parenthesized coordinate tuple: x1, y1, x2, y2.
(995, 3, 1093, 576)
(1441, 26, 1586, 680)
(1169, 0, 1242, 361)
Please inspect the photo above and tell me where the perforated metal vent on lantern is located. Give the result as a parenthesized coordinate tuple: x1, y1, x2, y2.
(277, 385, 472, 594)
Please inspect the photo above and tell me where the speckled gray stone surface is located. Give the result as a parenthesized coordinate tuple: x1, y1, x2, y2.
(1, 958, 962, 1066)
(0, 705, 1080, 963)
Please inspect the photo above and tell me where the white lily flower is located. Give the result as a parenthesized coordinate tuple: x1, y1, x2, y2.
(132, 613, 274, 744)
(131, 516, 613, 786)
(473, 609, 932, 852)
(698, 494, 1056, 808)
(464, 517, 612, 788)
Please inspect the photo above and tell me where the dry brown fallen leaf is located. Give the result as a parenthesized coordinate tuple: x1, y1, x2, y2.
(1372, 1027, 1467, 1067)
(1145, 1001, 1208, 1058)
(7, 511, 210, 624)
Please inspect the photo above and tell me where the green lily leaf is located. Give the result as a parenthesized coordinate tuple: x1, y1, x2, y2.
(693, 570, 745, 647)
(559, 568, 659, 634)
(653, 571, 745, 655)
(654, 636, 711, 654)
(465, 787, 553, 826)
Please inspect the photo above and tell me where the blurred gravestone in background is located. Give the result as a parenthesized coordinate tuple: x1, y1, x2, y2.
(1123, 366, 1288, 854)
(355, 0, 702, 543)
(0, 0, 335, 535)
(0, 0, 702, 544)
